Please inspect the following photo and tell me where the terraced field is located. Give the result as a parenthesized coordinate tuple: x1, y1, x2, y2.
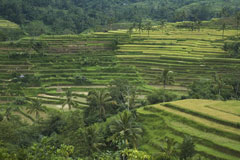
(117, 27, 240, 89)
(137, 99, 240, 160)
(0, 19, 20, 29)
(0, 23, 240, 110)
(0, 32, 143, 109)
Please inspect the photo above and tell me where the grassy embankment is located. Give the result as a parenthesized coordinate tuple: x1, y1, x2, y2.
(137, 99, 240, 160)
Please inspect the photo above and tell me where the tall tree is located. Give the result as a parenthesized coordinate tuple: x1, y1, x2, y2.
(157, 69, 175, 89)
(137, 19, 143, 34)
(213, 73, 225, 96)
(87, 89, 112, 120)
(144, 21, 153, 37)
(109, 110, 142, 149)
(77, 125, 104, 156)
(155, 137, 178, 160)
(109, 78, 137, 110)
(62, 89, 77, 110)
(27, 99, 46, 120)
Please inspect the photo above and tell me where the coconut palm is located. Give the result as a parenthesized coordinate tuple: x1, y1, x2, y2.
(213, 73, 225, 96)
(155, 136, 178, 159)
(87, 89, 113, 120)
(157, 69, 175, 89)
(27, 99, 46, 120)
(109, 110, 142, 149)
(79, 125, 104, 155)
(62, 89, 77, 110)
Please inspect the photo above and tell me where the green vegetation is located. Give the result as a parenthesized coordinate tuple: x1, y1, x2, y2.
(1, 1, 240, 159)
(137, 99, 240, 160)
(0, 0, 240, 35)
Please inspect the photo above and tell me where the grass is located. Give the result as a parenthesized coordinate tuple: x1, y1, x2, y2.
(169, 99, 240, 124)
(0, 20, 20, 29)
(152, 104, 240, 137)
(137, 103, 240, 160)
(116, 27, 240, 87)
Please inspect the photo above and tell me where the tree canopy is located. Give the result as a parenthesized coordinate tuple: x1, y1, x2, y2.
(0, 0, 240, 35)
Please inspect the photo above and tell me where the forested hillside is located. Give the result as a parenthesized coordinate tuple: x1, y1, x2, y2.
(0, 0, 240, 35)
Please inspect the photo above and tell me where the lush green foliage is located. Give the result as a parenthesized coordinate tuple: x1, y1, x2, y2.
(147, 89, 177, 104)
(223, 41, 240, 58)
(188, 73, 240, 100)
(0, 0, 240, 35)
(179, 136, 195, 160)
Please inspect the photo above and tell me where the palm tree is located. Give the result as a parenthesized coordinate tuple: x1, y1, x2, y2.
(80, 125, 104, 155)
(155, 136, 178, 159)
(62, 89, 77, 110)
(127, 86, 137, 111)
(27, 99, 46, 120)
(87, 89, 113, 120)
(157, 69, 175, 89)
(127, 26, 134, 38)
(144, 22, 153, 37)
(109, 110, 142, 149)
(137, 20, 143, 34)
(213, 73, 225, 96)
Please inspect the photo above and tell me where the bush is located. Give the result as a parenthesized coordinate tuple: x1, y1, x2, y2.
(188, 80, 217, 100)
(121, 149, 151, 160)
(223, 42, 240, 58)
(0, 31, 7, 41)
(11, 73, 41, 87)
(31, 40, 48, 56)
(9, 52, 29, 59)
(179, 136, 195, 160)
(14, 96, 27, 105)
(74, 74, 91, 85)
(0, 114, 3, 121)
(147, 89, 177, 104)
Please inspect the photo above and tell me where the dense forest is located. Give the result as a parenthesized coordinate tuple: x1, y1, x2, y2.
(0, 0, 240, 35)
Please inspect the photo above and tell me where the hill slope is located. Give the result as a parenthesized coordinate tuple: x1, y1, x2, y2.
(137, 99, 240, 160)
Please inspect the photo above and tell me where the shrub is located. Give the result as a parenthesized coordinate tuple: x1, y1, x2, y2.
(8, 52, 29, 59)
(11, 73, 41, 87)
(74, 74, 91, 85)
(188, 80, 217, 100)
(179, 136, 195, 160)
(0, 114, 3, 121)
(31, 40, 48, 56)
(0, 31, 7, 41)
(14, 96, 27, 105)
(121, 149, 151, 160)
(223, 42, 240, 58)
(147, 89, 177, 104)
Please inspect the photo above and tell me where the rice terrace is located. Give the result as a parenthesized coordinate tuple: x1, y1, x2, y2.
(0, 0, 240, 159)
